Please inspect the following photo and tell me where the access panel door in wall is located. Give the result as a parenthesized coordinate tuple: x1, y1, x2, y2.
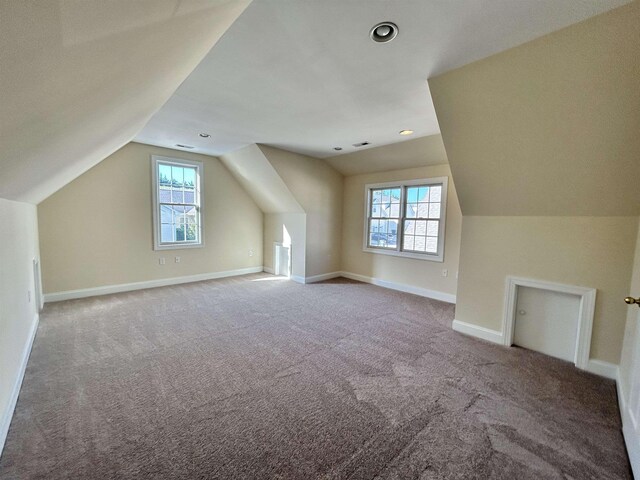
(514, 286, 581, 362)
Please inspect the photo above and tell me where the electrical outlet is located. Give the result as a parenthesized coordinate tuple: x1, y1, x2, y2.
(175, 256, 180, 263)
(159, 258, 165, 265)
(442, 269, 448, 277)
(248, 249, 254, 257)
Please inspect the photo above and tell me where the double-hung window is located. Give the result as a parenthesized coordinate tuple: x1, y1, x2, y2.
(363, 177, 448, 261)
(152, 155, 203, 250)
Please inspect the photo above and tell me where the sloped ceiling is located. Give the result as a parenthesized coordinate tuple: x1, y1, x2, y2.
(220, 145, 303, 214)
(326, 135, 448, 176)
(429, 1, 640, 216)
(0, 0, 250, 204)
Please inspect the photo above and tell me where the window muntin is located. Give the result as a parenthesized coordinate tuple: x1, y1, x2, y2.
(152, 156, 203, 250)
(364, 177, 447, 261)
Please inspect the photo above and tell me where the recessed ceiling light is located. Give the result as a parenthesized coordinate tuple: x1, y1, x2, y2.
(334, 147, 343, 151)
(399, 130, 414, 136)
(175, 144, 195, 149)
(370, 22, 398, 43)
(199, 133, 211, 138)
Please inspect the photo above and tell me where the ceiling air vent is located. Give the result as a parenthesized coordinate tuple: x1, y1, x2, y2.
(353, 141, 371, 148)
(175, 144, 195, 149)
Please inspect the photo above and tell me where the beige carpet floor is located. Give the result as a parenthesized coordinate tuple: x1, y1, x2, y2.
(0, 273, 631, 479)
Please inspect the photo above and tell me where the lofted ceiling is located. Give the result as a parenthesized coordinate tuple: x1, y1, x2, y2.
(135, 0, 630, 160)
(326, 135, 448, 176)
(0, 0, 250, 204)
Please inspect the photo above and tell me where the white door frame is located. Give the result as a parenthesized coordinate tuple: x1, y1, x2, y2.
(502, 276, 596, 370)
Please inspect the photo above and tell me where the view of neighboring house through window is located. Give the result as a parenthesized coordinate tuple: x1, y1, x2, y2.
(364, 177, 447, 261)
(152, 156, 203, 250)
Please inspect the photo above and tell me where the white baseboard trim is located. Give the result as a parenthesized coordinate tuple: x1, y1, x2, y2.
(304, 272, 342, 284)
(290, 275, 306, 284)
(452, 319, 504, 344)
(44, 266, 265, 303)
(340, 271, 456, 304)
(584, 359, 618, 380)
(263, 266, 275, 274)
(1, 312, 39, 458)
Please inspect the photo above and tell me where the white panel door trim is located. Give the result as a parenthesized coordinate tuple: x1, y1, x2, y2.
(502, 276, 596, 370)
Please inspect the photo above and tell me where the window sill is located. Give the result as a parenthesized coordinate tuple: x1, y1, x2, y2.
(154, 242, 204, 251)
(362, 247, 444, 262)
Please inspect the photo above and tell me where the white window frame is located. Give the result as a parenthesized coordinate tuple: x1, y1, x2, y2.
(151, 155, 204, 251)
(362, 177, 448, 262)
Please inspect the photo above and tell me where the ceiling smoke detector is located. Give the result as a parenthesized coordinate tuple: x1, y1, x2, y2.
(353, 141, 371, 148)
(370, 22, 398, 43)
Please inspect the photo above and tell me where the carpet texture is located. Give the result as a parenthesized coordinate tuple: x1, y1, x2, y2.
(0, 274, 630, 479)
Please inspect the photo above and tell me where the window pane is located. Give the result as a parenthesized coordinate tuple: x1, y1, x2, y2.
(429, 185, 442, 202)
(403, 235, 415, 251)
(417, 187, 429, 202)
(406, 203, 417, 218)
(407, 187, 419, 203)
(389, 203, 400, 217)
(414, 220, 427, 236)
(175, 225, 185, 241)
(184, 188, 195, 204)
(171, 189, 184, 204)
(160, 224, 174, 243)
(159, 186, 171, 203)
(416, 203, 429, 218)
(183, 168, 196, 189)
(171, 166, 184, 188)
(426, 237, 438, 253)
(404, 220, 415, 235)
(414, 236, 427, 252)
(387, 233, 397, 249)
(427, 220, 439, 237)
(159, 165, 171, 186)
(428, 203, 441, 219)
(390, 188, 401, 203)
(370, 219, 379, 233)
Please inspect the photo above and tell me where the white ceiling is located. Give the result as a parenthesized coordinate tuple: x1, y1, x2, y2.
(135, 0, 629, 159)
(326, 135, 448, 176)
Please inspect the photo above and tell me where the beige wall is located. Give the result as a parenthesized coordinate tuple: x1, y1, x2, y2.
(38, 142, 263, 294)
(341, 164, 461, 298)
(260, 145, 343, 278)
(428, 2, 640, 365)
(0, 198, 40, 446)
(429, 1, 640, 217)
(456, 216, 638, 364)
(263, 213, 306, 279)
